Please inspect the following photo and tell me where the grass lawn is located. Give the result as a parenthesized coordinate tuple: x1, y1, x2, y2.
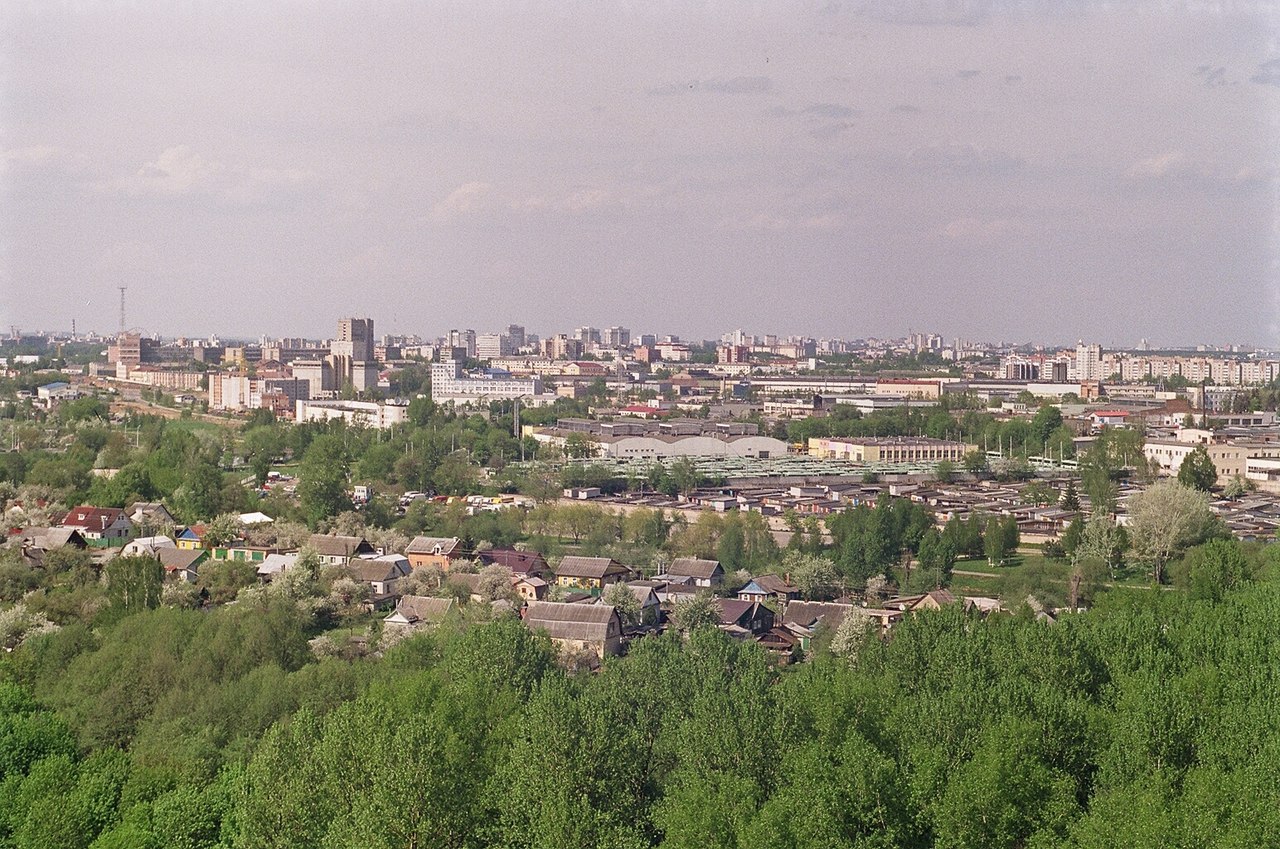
(164, 417, 233, 434)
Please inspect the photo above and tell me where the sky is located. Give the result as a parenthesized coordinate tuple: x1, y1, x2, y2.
(2, 1, 1278, 348)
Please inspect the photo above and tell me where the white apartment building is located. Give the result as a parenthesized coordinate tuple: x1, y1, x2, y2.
(294, 399, 409, 429)
(430, 360, 542, 403)
(1072, 342, 1103, 382)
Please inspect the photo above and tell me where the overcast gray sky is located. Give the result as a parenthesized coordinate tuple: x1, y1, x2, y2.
(2, 1, 1277, 347)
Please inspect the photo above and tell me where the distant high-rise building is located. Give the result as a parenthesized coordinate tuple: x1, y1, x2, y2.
(604, 326, 631, 348)
(476, 333, 509, 361)
(333, 318, 375, 362)
(1074, 341, 1103, 382)
(448, 329, 477, 358)
(506, 324, 526, 351)
(574, 326, 601, 345)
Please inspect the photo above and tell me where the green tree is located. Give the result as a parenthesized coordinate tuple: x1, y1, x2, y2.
(1127, 480, 1220, 584)
(170, 461, 225, 523)
(297, 435, 350, 527)
(669, 458, 704, 496)
(670, 593, 720, 633)
(602, 581, 642, 626)
(916, 527, 957, 590)
(782, 551, 838, 600)
(1172, 538, 1254, 602)
(1030, 405, 1063, 443)
(985, 515, 1018, 567)
(202, 513, 242, 549)
(432, 450, 480, 496)
(963, 450, 990, 475)
(1061, 479, 1081, 512)
(1177, 444, 1218, 492)
(104, 555, 164, 613)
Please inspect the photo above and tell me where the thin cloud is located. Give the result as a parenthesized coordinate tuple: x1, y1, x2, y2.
(846, 0, 994, 26)
(804, 102, 855, 118)
(942, 216, 1023, 245)
(101, 145, 316, 205)
(905, 142, 1024, 175)
(1193, 65, 1228, 87)
(811, 122, 854, 140)
(1, 145, 90, 175)
(718, 211, 849, 232)
(1249, 58, 1280, 87)
(1126, 151, 1269, 192)
(648, 76, 772, 96)
(429, 181, 494, 223)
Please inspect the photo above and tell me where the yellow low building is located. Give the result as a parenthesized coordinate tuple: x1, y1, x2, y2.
(808, 436, 970, 463)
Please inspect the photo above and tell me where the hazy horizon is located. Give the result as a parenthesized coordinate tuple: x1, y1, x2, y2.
(3, 2, 1277, 346)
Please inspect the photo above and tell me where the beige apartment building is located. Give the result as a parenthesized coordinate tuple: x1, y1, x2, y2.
(1143, 439, 1247, 485)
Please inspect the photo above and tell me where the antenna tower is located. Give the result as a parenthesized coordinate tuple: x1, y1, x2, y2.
(118, 287, 128, 334)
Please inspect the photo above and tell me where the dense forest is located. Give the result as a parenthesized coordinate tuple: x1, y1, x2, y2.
(2, 568, 1279, 848)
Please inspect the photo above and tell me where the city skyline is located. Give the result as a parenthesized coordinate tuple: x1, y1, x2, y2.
(3, 3, 1278, 343)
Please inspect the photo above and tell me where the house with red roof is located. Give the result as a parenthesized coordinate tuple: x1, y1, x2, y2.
(618, 405, 665, 420)
(1089, 410, 1131, 429)
(59, 506, 134, 544)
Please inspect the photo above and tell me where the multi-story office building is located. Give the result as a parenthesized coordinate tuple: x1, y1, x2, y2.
(430, 360, 542, 403)
(333, 318, 375, 362)
(476, 333, 510, 361)
(447, 329, 477, 358)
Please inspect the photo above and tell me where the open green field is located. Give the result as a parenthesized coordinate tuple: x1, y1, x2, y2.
(163, 416, 235, 434)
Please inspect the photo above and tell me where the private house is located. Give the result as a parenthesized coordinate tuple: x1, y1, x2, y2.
(756, 626, 803, 659)
(907, 589, 958, 612)
(666, 557, 725, 588)
(963, 596, 1003, 616)
(127, 502, 176, 529)
(477, 548, 551, 580)
(513, 576, 549, 602)
(60, 506, 134, 544)
(523, 600, 623, 658)
(553, 556, 635, 593)
(782, 601, 860, 649)
(715, 599, 775, 636)
(15, 526, 87, 551)
(121, 536, 177, 557)
(736, 574, 801, 606)
(384, 595, 455, 632)
(860, 607, 905, 635)
(623, 584, 662, 625)
(256, 552, 299, 581)
(13, 527, 87, 567)
(175, 525, 207, 550)
(209, 544, 280, 563)
(308, 534, 377, 566)
(350, 554, 412, 596)
(782, 601, 857, 633)
(405, 536, 464, 570)
(157, 547, 208, 583)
